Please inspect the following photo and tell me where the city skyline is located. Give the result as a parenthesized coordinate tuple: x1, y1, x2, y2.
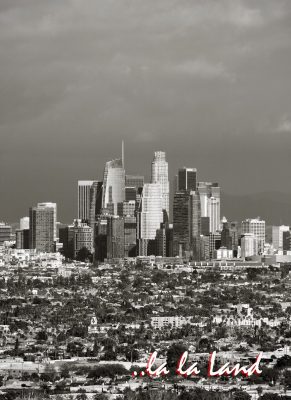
(1, 143, 291, 226)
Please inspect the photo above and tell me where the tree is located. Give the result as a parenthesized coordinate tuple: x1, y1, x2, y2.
(37, 330, 48, 341)
(260, 394, 281, 400)
(167, 343, 187, 370)
(76, 393, 87, 400)
(60, 363, 70, 379)
(234, 391, 251, 400)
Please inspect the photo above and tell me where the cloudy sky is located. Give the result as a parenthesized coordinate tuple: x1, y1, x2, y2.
(1, 0, 291, 222)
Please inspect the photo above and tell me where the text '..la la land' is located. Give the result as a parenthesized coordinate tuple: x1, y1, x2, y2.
(132, 351, 263, 379)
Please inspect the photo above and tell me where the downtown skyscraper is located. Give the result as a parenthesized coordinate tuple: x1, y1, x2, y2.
(197, 182, 221, 234)
(102, 158, 125, 215)
(78, 180, 96, 221)
(137, 183, 164, 256)
(151, 151, 169, 217)
(29, 203, 56, 252)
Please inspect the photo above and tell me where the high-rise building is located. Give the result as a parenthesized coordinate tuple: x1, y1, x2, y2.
(201, 217, 210, 235)
(78, 181, 96, 222)
(283, 230, 291, 253)
(125, 175, 144, 190)
(124, 216, 137, 257)
(241, 218, 265, 255)
(189, 191, 201, 260)
(125, 187, 137, 201)
(37, 202, 57, 240)
(107, 216, 125, 259)
(138, 183, 164, 255)
(15, 229, 29, 249)
(89, 181, 103, 228)
(151, 151, 170, 217)
(20, 217, 30, 230)
(272, 225, 290, 251)
(207, 197, 220, 234)
(178, 168, 197, 192)
(0, 222, 12, 245)
(197, 182, 220, 233)
(102, 159, 125, 215)
(241, 233, 258, 258)
(117, 200, 136, 217)
(29, 203, 56, 252)
(94, 216, 108, 262)
(60, 220, 93, 259)
(173, 191, 191, 257)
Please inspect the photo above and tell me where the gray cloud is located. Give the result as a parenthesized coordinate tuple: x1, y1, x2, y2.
(0, 0, 291, 222)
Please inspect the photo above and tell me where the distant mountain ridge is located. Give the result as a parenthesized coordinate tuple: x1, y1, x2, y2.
(222, 191, 291, 226)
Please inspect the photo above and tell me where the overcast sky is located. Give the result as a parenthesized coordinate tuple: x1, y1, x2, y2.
(1, 0, 291, 223)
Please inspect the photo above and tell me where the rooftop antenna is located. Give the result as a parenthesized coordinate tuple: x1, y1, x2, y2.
(122, 140, 125, 168)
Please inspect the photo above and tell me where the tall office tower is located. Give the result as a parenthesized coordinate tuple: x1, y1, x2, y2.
(200, 235, 210, 260)
(125, 187, 137, 201)
(221, 220, 239, 255)
(156, 223, 167, 257)
(89, 181, 103, 228)
(241, 233, 258, 258)
(20, 217, 29, 230)
(78, 181, 96, 222)
(173, 191, 191, 257)
(151, 151, 170, 217)
(201, 217, 210, 235)
(178, 167, 197, 191)
(221, 221, 232, 249)
(107, 216, 125, 259)
(29, 204, 55, 252)
(272, 225, 290, 251)
(137, 183, 163, 256)
(124, 215, 137, 257)
(229, 221, 239, 253)
(0, 222, 12, 245)
(94, 216, 108, 262)
(117, 200, 136, 217)
(37, 202, 57, 241)
(207, 197, 220, 233)
(102, 159, 125, 215)
(189, 191, 201, 260)
(15, 229, 29, 249)
(125, 175, 144, 190)
(241, 218, 265, 255)
(208, 233, 221, 260)
(283, 230, 291, 253)
(197, 182, 220, 233)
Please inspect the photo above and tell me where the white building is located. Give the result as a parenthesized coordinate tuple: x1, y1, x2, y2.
(215, 247, 233, 260)
(241, 233, 258, 258)
(151, 151, 169, 217)
(241, 218, 265, 255)
(138, 183, 163, 240)
(102, 159, 125, 215)
(207, 197, 220, 233)
(272, 225, 290, 251)
(151, 316, 192, 329)
(20, 216, 29, 230)
(198, 182, 220, 234)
